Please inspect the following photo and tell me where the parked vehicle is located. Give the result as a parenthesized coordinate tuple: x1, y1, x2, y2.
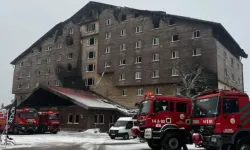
(38, 110, 60, 134)
(131, 92, 192, 150)
(0, 109, 8, 133)
(191, 88, 250, 150)
(8, 108, 39, 134)
(108, 117, 138, 140)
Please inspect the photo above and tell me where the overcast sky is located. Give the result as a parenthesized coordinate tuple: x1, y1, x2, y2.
(0, 0, 249, 105)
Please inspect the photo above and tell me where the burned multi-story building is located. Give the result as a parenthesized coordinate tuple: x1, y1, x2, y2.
(11, 1, 248, 108)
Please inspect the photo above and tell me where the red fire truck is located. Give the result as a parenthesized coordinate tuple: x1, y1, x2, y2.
(191, 88, 250, 150)
(8, 108, 40, 134)
(132, 92, 193, 150)
(0, 109, 8, 133)
(38, 110, 60, 134)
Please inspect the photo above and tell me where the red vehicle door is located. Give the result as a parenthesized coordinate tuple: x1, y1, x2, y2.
(221, 96, 241, 133)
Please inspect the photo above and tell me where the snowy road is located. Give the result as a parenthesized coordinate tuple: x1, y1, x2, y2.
(0, 130, 203, 150)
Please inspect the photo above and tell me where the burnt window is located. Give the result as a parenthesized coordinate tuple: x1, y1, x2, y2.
(121, 14, 127, 21)
(39, 46, 42, 52)
(88, 51, 96, 59)
(176, 102, 187, 112)
(85, 78, 95, 86)
(223, 98, 239, 114)
(99, 115, 104, 124)
(87, 23, 96, 32)
(168, 18, 175, 26)
(68, 53, 73, 59)
(170, 102, 174, 112)
(66, 36, 74, 46)
(68, 114, 73, 123)
(67, 64, 72, 71)
(153, 22, 160, 28)
(87, 37, 96, 46)
(75, 114, 80, 123)
(94, 114, 98, 123)
(172, 34, 179, 42)
(87, 64, 95, 72)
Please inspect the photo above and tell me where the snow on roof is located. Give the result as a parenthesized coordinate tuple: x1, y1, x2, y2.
(47, 86, 136, 116)
(48, 86, 116, 110)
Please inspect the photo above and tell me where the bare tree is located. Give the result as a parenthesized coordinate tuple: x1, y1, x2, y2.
(173, 60, 216, 98)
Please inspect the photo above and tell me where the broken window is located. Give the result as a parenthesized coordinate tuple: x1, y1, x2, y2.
(122, 89, 127, 96)
(106, 19, 111, 25)
(121, 29, 126, 36)
(119, 74, 125, 81)
(105, 47, 111, 53)
(193, 48, 201, 56)
(168, 18, 175, 26)
(121, 14, 127, 21)
(153, 22, 160, 28)
(120, 44, 126, 50)
(135, 56, 142, 64)
(86, 64, 95, 72)
(87, 37, 96, 46)
(85, 78, 95, 86)
(172, 35, 179, 42)
(88, 51, 96, 59)
(87, 23, 96, 32)
(152, 70, 159, 78)
(193, 30, 200, 38)
(67, 64, 72, 71)
(66, 36, 74, 46)
(171, 51, 179, 59)
(120, 59, 126, 65)
(153, 38, 160, 45)
(68, 53, 73, 59)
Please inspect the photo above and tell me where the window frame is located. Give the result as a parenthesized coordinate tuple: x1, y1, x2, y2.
(88, 51, 96, 59)
(171, 51, 179, 59)
(135, 56, 142, 64)
(122, 89, 127, 96)
(137, 88, 144, 96)
(68, 53, 73, 59)
(153, 53, 160, 61)
(172, 34, 179, 42)
(172, 68, 179, 76)
(105, 47, 111, 54)
(153, 38, 160, 45)
(85, 78, 95, 86)
(74, 114, 80, 124)
(68, 114, 74, 124)
(120, 59, 126, 65)
(193, 48, 201, 56)
(121, 29, 126, 36)
(135, 72, 142, 80)
(87, 37, 96, 46)
(136, 26, 142, 33)
(193, 30, 201, 38)
(99, 114, 104, 124)
(152, 70, 159, 78)
(119, 74, 125, 81)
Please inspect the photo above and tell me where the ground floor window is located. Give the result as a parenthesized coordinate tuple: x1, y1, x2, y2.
(94, 114, 105, 124)
(68, 114, 80, 124)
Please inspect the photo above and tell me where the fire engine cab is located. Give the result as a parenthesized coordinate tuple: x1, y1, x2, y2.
(192, 88, 250, 150)
(132, 92, 193, 150)
(38, 110, 60, 134)
(9, 108, 39, 134)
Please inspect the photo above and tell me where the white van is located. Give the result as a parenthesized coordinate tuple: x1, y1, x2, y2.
(108, 117, 138, 140)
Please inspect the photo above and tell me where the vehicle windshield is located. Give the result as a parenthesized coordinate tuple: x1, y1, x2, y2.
(20, 112, 39, 119)
(139, 100, 151, 116)
(114, 121, 128, 127)
(193, 97, 220, 118)
(49, 114, 60, 120)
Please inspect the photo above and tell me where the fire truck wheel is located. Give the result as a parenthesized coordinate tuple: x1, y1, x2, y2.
(147, 140, 161, 150)
(236, 138, 250, 150)
(123, 133, 129, 140)
(161, 133, 181, 150)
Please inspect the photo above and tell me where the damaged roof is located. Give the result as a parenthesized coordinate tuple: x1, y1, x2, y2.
(10, 1, 247, 65)
(19, 85, 134, 115)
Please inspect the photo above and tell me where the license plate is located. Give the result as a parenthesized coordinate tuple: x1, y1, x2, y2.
(144, 128, 152, 139)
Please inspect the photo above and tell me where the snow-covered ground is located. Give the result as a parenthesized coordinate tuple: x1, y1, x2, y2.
(0, 129, 203, 150)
